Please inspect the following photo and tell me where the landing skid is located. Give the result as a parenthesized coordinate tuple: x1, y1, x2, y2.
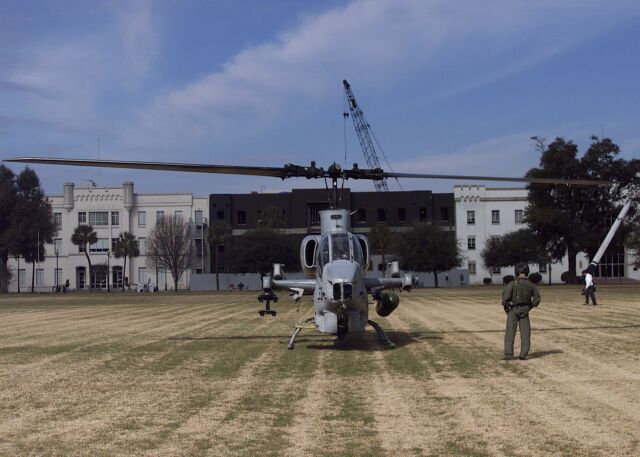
(367, 320, 396, 348)
(287, 317, 315, 350)
(287, 318, 396, 349)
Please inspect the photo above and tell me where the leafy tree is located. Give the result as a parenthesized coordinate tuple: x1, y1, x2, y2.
(10, 168, 56, 292)
(146, 214, 195, 291)
(257, 207, 286, 230)
(396, 223, 461, 288)
(71, 225, 97, 291)
(112, 232, 140, 291)
(208, 219, 232, 291)
(480, 229, 547, 270)
(526, 136, 639, 283)
(226, 228, 299, 276)
(0, 165, 16, 293)
(368, 224, 395, 276)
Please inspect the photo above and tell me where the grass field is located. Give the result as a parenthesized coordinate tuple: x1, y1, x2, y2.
(1, 285, 639, 457)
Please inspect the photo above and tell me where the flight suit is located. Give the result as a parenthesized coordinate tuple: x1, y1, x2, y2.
(502, 278, 541, 359)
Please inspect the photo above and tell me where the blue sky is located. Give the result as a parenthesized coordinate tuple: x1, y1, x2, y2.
(1, 0, 639, 195)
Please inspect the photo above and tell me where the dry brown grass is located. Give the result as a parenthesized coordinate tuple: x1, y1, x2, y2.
(0, 285, 639, 456)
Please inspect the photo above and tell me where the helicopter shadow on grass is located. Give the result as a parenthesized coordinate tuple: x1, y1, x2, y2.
(166, 330, 441, 351)
(302, 330, 442, 351)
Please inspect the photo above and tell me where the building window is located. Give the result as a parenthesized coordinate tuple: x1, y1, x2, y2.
(468, 261, 476, 275)
(307, 203, 329, 226)
(491, 210, 500, 225)
(111, 238, 119, 250)
(538, 262, 547, 273)
(35, 268, 44, 286)
(54, 212, 62, 230)
(111, 211, 120, 226)
(377, 208, 386, 223)
(89, 238, 110, 253)
(419, 207, 427, 221)
(138, 211, 146, 227)
(195, 209, 204, 223)
(78, 243, 86, 253)
(398, 208, 406, 222)
(514, 209, 524, 224)
(237, 210, 247, 225)
(138, 238, 146, 255)
(54, 238, 62, 254)
(89, 211, 109, 226)
(156, 211, 165, 224)
(467, 210, 475, 225)
(467, 236, 476, 250)
(78, 212, 87, 225)
(216, 210, 224, 220)
(54, 268, 62, 286)
(491, 266, 501, 274)
(175, 210, 183, 221)
(357, 208, 366, 223)
(138, 267, 147, 285)
(440, 207, 450, 222)
(18, 269, 26, 288)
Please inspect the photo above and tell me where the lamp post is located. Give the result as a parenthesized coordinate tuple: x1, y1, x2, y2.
(107, 250, 111, 292)
(55, 249, 59, 290)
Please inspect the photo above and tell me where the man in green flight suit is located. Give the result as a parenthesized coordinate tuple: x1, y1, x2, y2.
(502, 262, 541, 360)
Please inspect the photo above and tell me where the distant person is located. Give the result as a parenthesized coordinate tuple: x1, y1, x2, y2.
(501, 263, 541, 361)
(63, 279, 70, 293)
(460, 273, 464, 285)
(445, 274, 449, 285)
(237, 282, 245, 291)
(582, 268, 597, 306)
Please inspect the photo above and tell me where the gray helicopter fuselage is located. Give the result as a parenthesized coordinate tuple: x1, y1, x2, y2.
(310, 209, 369, 334)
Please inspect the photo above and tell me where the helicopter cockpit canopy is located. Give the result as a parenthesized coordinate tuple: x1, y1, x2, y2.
(317, 233, 364, 269)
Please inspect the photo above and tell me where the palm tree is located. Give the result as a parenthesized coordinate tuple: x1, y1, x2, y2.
(208, 219, 231, 291)
(71, 225, 97, 291)
(112, 232, 139, 291)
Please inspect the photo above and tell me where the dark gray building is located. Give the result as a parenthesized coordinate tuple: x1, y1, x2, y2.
(210, 188, 454, 231)
(209, 188, 455, 272)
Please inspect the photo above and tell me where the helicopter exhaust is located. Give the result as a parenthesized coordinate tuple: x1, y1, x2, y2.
(375, 292, 400, 317)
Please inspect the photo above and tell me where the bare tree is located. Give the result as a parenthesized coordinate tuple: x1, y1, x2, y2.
(146, 214, 195, 291)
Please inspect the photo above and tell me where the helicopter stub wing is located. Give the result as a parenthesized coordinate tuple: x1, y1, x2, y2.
(364, 276, 413, 291)
(271, 279, 316, 294)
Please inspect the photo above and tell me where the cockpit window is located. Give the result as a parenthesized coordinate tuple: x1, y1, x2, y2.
(319, 235, 330, 268)
(351, 236, 363, 265)
(330, 233, 351, 261)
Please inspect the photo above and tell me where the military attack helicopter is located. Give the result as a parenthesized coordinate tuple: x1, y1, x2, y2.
(5, 157, 607, 349)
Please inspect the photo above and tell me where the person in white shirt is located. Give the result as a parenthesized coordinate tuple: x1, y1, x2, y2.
(582, 269, 597, 306)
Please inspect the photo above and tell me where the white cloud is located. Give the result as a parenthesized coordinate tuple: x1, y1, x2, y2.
(124, 0, 638, 156)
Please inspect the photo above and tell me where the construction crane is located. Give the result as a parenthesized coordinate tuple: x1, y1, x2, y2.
(343, 79, 399, 192)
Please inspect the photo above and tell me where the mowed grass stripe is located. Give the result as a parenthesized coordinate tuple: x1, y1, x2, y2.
(1, 287, 639, 456)
(408, 289, 640, 456)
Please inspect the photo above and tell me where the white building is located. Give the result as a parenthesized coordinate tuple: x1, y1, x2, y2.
(454, 185, 639, 285)
(7, 182, 209, 292)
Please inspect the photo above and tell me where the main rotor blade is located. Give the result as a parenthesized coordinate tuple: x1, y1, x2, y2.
(383, 171, 608, 186)
(4, 157, 289, 178)
(5, 157, 609, 185)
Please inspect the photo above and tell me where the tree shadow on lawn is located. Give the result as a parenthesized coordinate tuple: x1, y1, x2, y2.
(426, 324, 640, 334)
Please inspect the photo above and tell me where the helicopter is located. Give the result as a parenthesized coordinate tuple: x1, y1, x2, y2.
(4, 157, 607, 349)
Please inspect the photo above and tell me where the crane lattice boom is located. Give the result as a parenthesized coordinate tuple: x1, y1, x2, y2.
(343, 79, 389, 192)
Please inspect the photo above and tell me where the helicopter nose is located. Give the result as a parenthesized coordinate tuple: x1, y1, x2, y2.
(324, 261, 359, 301)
